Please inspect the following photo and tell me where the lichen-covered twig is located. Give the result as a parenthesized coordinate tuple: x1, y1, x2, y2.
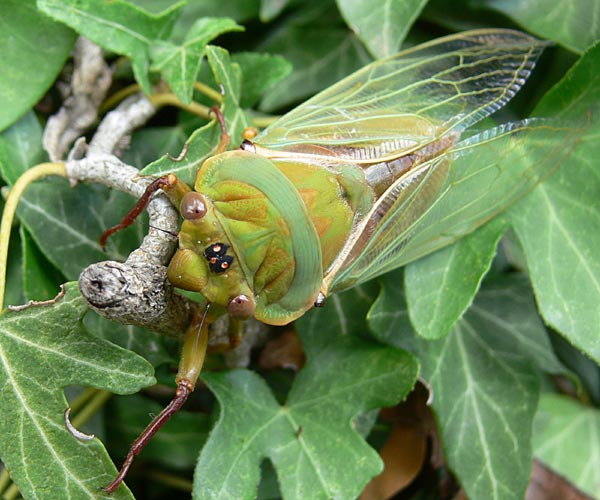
(39, 37, 198, 337)
(64, 95, 197, 337)
(43, 38, 111, 162)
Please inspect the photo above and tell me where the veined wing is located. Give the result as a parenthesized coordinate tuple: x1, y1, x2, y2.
(255, 29, 549, 164)
(322, 118, 582, 294)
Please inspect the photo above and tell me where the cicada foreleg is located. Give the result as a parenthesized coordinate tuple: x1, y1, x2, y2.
(210, 105, 230, 155)
(102, 303, 212, 493)
(99, 174, 191, 247)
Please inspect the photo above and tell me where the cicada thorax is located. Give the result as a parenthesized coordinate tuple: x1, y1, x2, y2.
(167, 150, 372, 325)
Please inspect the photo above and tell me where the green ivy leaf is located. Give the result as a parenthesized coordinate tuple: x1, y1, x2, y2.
(486, 0, 600, 53)
(150, 18, 243, 104)
(258, 27, 371, 112)
(510, 41, 600, 364)
(533, 393, 600, 498)
(206, 45, 250, 140)
(260, 0, 293, 21)
(142, 121, 220, 186)
(37, 0, 183, 95)
(369, 272, 564, 500)
(336, 0, 427, 58)
(121, 126, 188, 169)
(0, 283, 155, 499)
(21, 226, 64, 302)
(194, 283, 418, 500)
(232, 52, 293, 108)
(142, 45, 250, 186)
(3, 227, 24, 309)
(83, 312, 176, 368)
(405, 217, 507, 339)
(0, 0, 76, 132)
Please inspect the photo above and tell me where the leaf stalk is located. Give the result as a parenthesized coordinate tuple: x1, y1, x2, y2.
(0, 162, 67, 309)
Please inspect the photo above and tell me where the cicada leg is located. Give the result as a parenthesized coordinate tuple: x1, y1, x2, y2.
(102, 303, 212, 493)
(99, 173, 191, 247)
(210, 105, 230, 154)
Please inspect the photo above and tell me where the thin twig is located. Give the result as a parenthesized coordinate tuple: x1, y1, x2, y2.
(43, 37, 111, 161)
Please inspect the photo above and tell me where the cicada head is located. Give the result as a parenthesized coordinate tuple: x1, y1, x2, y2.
(168, 150, 323, 326)
(167, 188, 257, 320)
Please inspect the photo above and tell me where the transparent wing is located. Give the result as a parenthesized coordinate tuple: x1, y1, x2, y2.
(256, 29, 548, 164)
(324, 119, 582, 293)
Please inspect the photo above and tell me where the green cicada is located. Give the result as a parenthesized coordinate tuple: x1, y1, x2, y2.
(102, 28, 577, 491)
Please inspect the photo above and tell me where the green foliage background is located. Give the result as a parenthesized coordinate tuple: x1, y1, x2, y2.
(0, 0, 599, 499)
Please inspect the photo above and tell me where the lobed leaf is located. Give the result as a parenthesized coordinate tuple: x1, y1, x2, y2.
(38, 0, 183, 95)
(336, 0, 427, 58)
(533, 393, 600, 498)
(0, 283, 155, 499)
(0, 0, 76, 132)
(405, 217, 507, 339)
(150, 17, 243, 104)
(370, 271, 565, 500)
(510, 41, 600, 364)
(487, 0, 600, 53)
(194, 282, 418, 500)
(143, 45, 251, 186)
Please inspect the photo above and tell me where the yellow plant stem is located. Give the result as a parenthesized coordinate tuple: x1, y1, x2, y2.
(0, 468, 10, 495)
(67, 387, 99, 414)
(0, 162, 66, 309)
(2, 482, 19, 500)
(99, 84, 141, 114)
(252, 115, 280, 129)
(149, 470, 193, 492)
(193, 81, 223, 103)
(70, 389, 112, 429)
(150, 93, 213, 120)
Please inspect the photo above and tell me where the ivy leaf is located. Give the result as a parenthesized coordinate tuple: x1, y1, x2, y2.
(336, 0, 427, 58)
(405, 217, 507, 339)
(370, 272, 560, 500)
(121, 126, 188, 169)
(259, 0, 292, 21)
(3, 227, 24, 309)
(0, 283, 155, 499)
(258, 26, 371, 112)
(206, 45, 250, 141)
(37, 0, 183, 95)
(150, 18, 243, 104)
(194, 283, 419, 500)
(142, 46, 250, 186)
(533, 393, 600, 498)
(83, 311, 176, 368)
(21, 226, 64, 302)
(232, 52, 293, 108)
(510, 41, 600, 364)
(0, 0, 76, 132)
(142, 121, 220, 186)
(486, 0, 600, 53)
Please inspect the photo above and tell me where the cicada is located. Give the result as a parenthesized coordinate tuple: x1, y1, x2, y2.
(102, 28, 577, 491)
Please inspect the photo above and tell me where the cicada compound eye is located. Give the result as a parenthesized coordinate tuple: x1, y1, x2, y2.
(227, 294, 256, 320)
(180, 192, 207, 220)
